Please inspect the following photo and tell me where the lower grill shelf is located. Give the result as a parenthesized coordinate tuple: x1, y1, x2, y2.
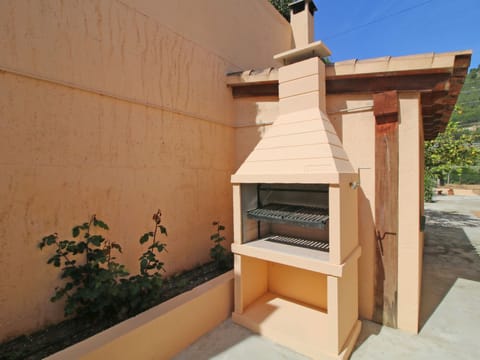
(265, 234, 329, 252)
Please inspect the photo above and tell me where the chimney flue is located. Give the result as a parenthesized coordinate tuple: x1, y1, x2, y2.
(289, 0, 317, 48)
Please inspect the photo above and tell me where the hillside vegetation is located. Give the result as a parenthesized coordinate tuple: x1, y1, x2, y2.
(452, 64, 480, 130)
(427, 64, 480, 186)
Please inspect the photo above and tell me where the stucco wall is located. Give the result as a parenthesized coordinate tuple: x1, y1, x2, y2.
(327, 95, 376, 321)
(121, 0, 292, 71)
(0, 0, 291, 341)
(233, 99, 279, 167)
(397, 93, 423, 332)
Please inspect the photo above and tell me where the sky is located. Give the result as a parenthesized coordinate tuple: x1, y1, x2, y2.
(313, 0, 479, 69)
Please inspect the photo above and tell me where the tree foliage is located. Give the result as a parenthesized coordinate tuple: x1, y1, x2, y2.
(451, 65, 480, 128)
(269, 0, 290, 21)
(425, 120, 479, 184)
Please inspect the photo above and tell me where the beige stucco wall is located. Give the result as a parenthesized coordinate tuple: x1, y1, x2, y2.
(121, 0, 292, 71)
(397, 93, 423, 332)
(233, 99, 279, 168)
(328, 95, 376, 321)
(0, 0, 291, 341)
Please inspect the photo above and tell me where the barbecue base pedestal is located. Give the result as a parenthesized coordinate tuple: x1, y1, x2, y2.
(232, 247, 361, 360)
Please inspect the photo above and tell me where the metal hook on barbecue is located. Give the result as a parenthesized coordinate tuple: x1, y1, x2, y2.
(350, 167, 370, 190)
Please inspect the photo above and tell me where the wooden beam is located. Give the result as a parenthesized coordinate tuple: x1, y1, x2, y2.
(373, 90, 399, 124)
(373, 92, 399, 328)
(421, 91, 449, 105)
(453, 54, 471, 76)
(326, 73, 451, 94)
(231, 84, 278, 99)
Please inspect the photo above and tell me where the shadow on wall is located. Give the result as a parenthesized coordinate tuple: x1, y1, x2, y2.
(420, 209, 480, 330)
(234, 101, 274, 170)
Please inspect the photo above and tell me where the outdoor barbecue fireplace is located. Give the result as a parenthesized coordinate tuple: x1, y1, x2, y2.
(230, 1, 362, 358)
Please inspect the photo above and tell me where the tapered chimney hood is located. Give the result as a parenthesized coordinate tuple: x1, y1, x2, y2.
(232, 1, 355, 184)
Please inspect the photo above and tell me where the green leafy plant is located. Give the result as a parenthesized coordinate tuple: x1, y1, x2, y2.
(39, 210, 170, 320)
(121, 209, 168, 315)
(138, 209, 168, 276)
(210, 221, 233, 270)
(39, 215, 129, 320)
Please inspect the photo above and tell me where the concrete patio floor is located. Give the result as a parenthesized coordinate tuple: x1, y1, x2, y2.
(175, 195, 480, 360)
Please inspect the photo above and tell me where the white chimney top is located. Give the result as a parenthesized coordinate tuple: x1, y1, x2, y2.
(289, 0, 317, 48)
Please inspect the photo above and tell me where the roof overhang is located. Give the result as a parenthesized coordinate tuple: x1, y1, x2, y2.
(227, 50, 472, 140)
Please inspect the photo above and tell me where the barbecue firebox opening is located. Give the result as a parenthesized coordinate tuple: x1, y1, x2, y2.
(243, 183, 330, 252)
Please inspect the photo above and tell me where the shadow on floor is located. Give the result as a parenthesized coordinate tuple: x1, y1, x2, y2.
(420, 209, 480, 330)
(352, 320, 382, 351)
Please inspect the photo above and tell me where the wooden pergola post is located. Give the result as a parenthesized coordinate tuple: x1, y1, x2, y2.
(373, 90, 399, 328)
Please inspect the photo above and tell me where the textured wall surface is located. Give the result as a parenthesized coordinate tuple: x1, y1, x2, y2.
(327, 95, 377, 321)
(0, 0, 291, 341)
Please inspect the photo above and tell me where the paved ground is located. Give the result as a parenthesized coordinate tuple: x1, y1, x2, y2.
(175, 195, 480, 359)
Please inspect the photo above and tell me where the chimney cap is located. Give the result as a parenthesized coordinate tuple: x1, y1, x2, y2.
(288, 0, 317, 16)
(274, 40, 331, 65)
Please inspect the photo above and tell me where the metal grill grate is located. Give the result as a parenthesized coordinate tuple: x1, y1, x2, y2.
(247, 204, 329, 228)
(265, 234, 329, 252)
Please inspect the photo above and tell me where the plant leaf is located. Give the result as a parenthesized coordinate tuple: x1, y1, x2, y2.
(46, 234, 57, 245)
(94, 219, 109, 230)
(72, 226, 81, 238)
(139, 233, 149, 244)
(159, 226, 167, 235)
(88, 235, 103, 247)
(140, 258, 148, 273)
(111, 242, 123, 253)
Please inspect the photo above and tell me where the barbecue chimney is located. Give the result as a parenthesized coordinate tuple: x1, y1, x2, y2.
(290, 0, 316, 48)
